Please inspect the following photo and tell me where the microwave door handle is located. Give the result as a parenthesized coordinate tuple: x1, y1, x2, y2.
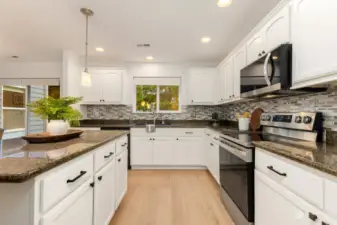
(263, 52, 272, 86)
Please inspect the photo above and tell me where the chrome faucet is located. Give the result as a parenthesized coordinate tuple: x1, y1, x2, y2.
(153, 112, 158, 125)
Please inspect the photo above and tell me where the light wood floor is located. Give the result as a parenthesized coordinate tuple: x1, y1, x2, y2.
(110, 170, 234, 225)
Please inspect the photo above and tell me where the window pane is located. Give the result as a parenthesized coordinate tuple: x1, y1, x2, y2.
(136, 85, 157, 112)
(159, 86, 179, 111)
(3, 109, 25, 130)
(3, 86, 26, 108)
(48, 86, 60, 99)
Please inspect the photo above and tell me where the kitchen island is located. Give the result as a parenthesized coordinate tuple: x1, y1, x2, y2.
(0, 130, 129, 225)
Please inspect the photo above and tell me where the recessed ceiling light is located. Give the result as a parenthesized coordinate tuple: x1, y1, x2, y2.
(201, 36, 212, 44)
(146, 56, 154, 60)
(217, 0, 232, 8)
(95, 47, 104, 52)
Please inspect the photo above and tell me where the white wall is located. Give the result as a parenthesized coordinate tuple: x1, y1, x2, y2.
(0, 61, 62, 79)
(61, 50, 81, 97)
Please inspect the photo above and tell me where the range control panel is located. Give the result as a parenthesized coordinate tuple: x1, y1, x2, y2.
(260, 112, 321, 131)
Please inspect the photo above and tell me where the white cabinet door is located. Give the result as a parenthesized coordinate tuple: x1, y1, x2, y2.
(131, 137, 153, 166)
(255, 171, 307, 225)
(233, 46, 246, 99)
(153, 137, 174, 165)
(41, 179, 93, 225)
(81, 75, 104, 103)
(101, 72, 123, 103)
(246, 33, 265, 65)
(264, 5, 290, 52)
(94, 162, 115, 225)
(224, 57, 234, 101)
(173, 137, 204, 165)
(210, 142, 220, 184)
(115, 150, 128, 209)
(219, 64, 227, 103)
(292, 0, 337, 84)
(188, 69, 215, 104)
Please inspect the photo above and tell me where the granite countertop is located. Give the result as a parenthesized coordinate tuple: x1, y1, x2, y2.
(253, 140, 337, 177)
(0, 130, 129, 183)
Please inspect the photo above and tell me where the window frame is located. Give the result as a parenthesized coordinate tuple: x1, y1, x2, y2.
(133, 84, 182, 113)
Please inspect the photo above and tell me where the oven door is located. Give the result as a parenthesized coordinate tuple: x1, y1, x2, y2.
(219, 140, 254, 222)
(240, 44, 292, 98)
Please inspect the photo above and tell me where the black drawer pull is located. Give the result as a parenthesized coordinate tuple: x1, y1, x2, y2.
(104, 152, 114, 159)
(121, 143, 126, 147)
(267, 166, 287, 177)
(90, 182, 95, 188)
(118, 158, 121, 162)
(67, 171, 87, 183)
(98, 176, 103, 181)
(309, 212, 318, 221)
(210, 143, 214, 146)
(322, 222, 330, 225)
(185, 132, 193, 134)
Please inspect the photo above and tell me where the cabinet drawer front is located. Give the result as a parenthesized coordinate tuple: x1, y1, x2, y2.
(256, 149, 324, 208)
(40, 154, 94, 213)
(116, 135, 128, 156)
(324, 178, 337, 220)
(94, 141, 116, 172)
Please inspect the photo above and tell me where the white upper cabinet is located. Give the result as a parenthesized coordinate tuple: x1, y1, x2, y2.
(291, 0, 337, 87)
(246, 4, 290, 65)
(81, 70, 124, 104)
(224, 57, 234, 101)
(264, 5, 290, 53)
(246, 33, 265, 65)
(233, 46, 246, 99)
(188, 68, 216, 105)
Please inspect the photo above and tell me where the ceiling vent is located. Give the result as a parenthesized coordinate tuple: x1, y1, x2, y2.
(137, 44, 151, 48)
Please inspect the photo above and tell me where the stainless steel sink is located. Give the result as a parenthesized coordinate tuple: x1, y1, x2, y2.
(146, 124, 156, 133)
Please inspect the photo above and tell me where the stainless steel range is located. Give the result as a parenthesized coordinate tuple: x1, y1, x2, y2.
(219, 112, 323, 225)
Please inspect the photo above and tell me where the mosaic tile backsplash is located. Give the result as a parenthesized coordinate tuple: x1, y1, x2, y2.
(223, 91, 337, 129)
(86, 105, 224, 121)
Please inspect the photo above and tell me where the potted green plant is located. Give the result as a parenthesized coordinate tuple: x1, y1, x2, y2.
(27, 96, 83, 135)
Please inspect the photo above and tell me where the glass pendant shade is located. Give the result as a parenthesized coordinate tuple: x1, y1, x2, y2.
(81, 70, 92, 87)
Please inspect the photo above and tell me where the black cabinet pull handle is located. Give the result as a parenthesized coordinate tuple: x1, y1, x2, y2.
(258, 53, 262, 57)
(176, 138, 179, 140)
(90, 182, 95, 188)
(308, 212, 318, 222)
(98, 176, 103, 181)
(322, 222, 330, 225)
(267, 166, 287, 177)
(210, 143, 214, 146)
(67, 171, 87, 183)
(118, 158, 122, 162)
(104, 152, 114, 159)
(185, 132, 193, 134)
(262, 50, 265, 54)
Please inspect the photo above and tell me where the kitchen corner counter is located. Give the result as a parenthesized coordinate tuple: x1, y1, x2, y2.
(0, 130, 129, 183)
(253, 141, 337, 177)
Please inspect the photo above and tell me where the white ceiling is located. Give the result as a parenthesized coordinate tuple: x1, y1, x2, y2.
(0, 0, 281, 65)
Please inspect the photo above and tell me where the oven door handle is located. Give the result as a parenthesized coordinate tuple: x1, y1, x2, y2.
(263, 52, 272, 86)
(267, 166, 287, 177)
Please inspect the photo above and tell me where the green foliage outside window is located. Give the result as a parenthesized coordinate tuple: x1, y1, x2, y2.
(136, 85, 180, 112)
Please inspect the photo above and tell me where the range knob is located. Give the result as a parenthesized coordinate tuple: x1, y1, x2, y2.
(266, 115, 271, 121)
(303, 116, 312, 124)
(295, 116, 302, 123)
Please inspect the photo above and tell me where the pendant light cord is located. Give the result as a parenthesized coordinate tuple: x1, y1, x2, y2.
(84, 14, 89, 73)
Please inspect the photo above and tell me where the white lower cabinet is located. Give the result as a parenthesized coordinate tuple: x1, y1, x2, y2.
(255, 171, 307, 225)
(173, 137, 204, 166)
(208, 141, 220, 184)
(131, 137, 153, 165)
(41, 178, 94, 225)
(94, 161, 116, 225)
(115, 149, 128, 209)
(153, 137, 175, 165)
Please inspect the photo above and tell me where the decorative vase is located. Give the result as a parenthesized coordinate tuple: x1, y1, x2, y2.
(47, 120, 68, 135)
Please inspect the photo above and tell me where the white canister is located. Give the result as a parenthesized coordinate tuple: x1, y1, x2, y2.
(238, 118, 250, 131)
(47, 120, 68, 135)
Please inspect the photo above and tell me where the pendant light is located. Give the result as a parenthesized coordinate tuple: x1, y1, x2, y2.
(81, 8, 94, 87)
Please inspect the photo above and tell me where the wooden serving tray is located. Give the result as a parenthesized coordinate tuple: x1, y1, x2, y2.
(22, 130, 84, 144)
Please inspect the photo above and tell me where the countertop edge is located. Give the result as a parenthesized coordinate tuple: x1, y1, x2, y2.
(253, 141, 337, 177)
(0, 131, 129, 183)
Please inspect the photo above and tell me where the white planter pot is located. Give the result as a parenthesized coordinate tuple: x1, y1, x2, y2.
(47, 120, 68, 135)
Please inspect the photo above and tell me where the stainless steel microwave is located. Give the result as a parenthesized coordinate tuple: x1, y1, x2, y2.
(240, 44, 292, 98)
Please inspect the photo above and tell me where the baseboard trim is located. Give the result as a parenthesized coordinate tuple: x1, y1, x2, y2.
(131, 166, 207, 170)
